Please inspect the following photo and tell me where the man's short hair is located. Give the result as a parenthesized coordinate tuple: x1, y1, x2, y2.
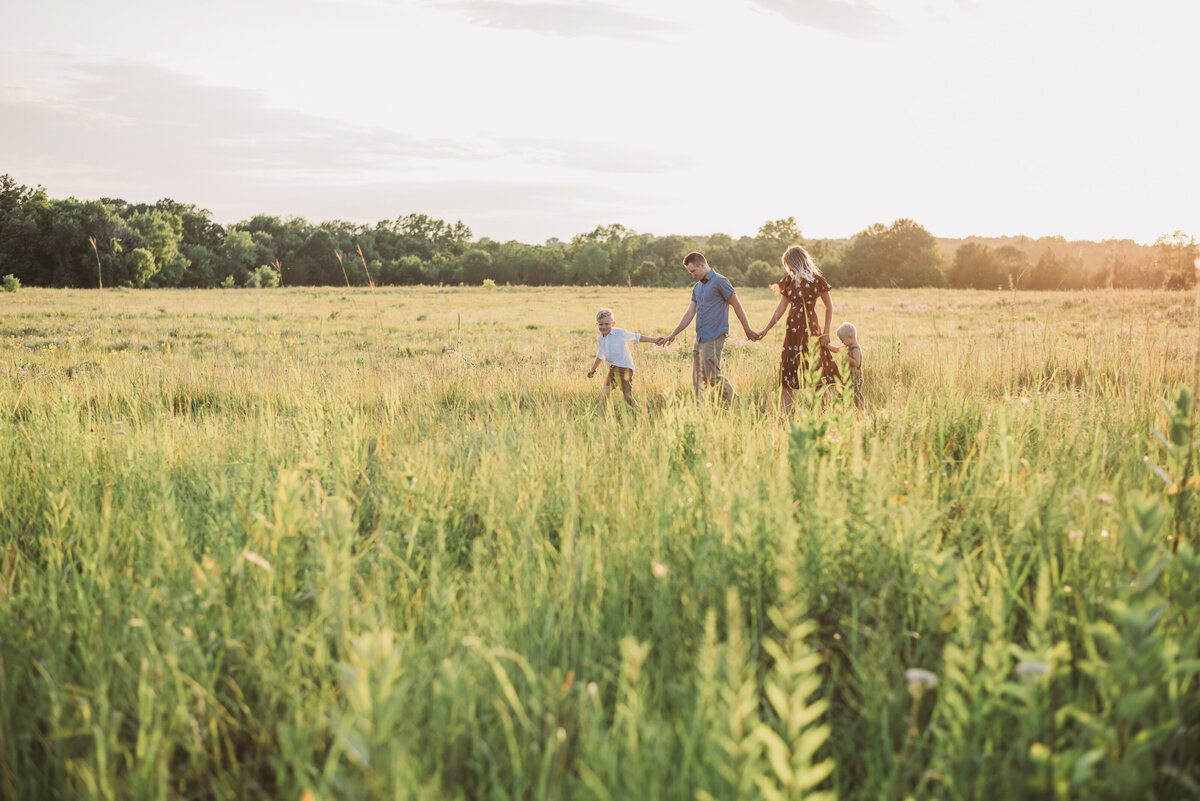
(596, 308, 614, 322)
(683, 251, 707, 268)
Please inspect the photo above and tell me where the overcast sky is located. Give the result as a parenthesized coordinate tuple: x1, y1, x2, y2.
(1, 0, 1196, 244)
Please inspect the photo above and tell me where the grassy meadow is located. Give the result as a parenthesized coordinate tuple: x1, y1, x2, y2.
(1, 284, 1198, 800)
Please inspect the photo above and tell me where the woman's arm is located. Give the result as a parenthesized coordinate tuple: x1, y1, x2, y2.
(758, 296, 789, 337)
(819, 291, 834, 344)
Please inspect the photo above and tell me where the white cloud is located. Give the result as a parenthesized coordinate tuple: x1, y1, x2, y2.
(432, 0, 672, 39)
(747, 0, 892, 38)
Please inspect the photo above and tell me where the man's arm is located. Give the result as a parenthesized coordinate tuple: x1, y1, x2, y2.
(665, 301, 697, 344)
(729, 294, 755, 338)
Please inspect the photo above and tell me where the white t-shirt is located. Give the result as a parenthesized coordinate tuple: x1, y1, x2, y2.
(596, 327, 640, 370)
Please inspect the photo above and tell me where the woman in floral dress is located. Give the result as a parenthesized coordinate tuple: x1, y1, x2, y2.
(754, 245, 840, 414)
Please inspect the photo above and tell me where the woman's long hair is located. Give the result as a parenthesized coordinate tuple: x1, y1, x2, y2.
(782, 245, 822, 283)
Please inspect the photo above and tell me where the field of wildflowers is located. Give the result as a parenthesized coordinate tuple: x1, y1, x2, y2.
(1, 285, 1197, 800)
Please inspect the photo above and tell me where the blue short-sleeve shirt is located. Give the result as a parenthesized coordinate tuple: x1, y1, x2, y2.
(690, 270, 736, 342)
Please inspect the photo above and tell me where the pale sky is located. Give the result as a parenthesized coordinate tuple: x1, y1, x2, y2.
(1, 0, 1196, 245)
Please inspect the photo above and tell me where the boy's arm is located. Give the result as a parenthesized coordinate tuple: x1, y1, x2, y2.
(729, 294, 755, 338)
(634, 333, 664, 345)
(586, 356, 603, 377)
(665, 301, 697, 344)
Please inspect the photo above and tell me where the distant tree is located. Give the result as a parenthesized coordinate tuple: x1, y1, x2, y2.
(839, 219, 945, 287)
(705, 244, 740, 277)
(459, 248, 493, 284)
(1156, 231, 1198, 290)
(0, 177, 46, 283)
(994, 245, 1030, 289)
(640, 234, 699, 285)
(1027, 250, 1060, 290)
(220, 230, 258, 286)
(154, 199, 223, 249)
(948, 242, 999, 289)
(525, 246, 568, 285)
(122, 248, 158, 287)
(180, 244, 218, 287)
(744, 259, 775, 288)
(570, 223, 636, 284)
(757, 217, 804, 251)
(379, 255, 428, 285)
(631, 260, 660, 286)
(571, 242, 610, 284)
(290, 229, 342, 285)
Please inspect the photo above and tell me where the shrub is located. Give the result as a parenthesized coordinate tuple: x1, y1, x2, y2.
(2, 274, 18, 292)
(248, 264, 281, 288)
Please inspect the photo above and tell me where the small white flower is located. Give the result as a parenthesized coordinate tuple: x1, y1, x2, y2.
(1015, 660, 1051, 682)
(1068, 530, 1084, 541)
(586, 682, 598, 697)
(652, 562, 668, 578)
(905, 668, 938, 691)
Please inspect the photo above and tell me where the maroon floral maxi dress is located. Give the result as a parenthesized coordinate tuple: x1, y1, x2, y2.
(777, 271, 841, 391)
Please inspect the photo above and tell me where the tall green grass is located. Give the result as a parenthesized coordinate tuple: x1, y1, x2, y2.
(1, 286, 1197, 800)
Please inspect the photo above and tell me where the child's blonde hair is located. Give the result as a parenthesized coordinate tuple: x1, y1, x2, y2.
(836, 321, 857, 339)
(596, 308, 614, 323)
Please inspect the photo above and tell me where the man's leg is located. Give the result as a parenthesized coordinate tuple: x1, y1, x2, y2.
(692, 338, 704, 401)
(700, 335, 738, 405)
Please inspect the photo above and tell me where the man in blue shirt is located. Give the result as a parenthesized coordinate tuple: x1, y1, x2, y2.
(664, 251, 759, 404)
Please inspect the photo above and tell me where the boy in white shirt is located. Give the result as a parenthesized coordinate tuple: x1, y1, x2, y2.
(586, 308, 663, 409)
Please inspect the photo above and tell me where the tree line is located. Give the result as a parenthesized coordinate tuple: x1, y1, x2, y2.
(1, 175, 1194, 291)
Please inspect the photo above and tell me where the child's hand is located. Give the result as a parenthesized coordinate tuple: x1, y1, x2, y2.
(586, 369, 595, 378)
(653, 336, 665, 345)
